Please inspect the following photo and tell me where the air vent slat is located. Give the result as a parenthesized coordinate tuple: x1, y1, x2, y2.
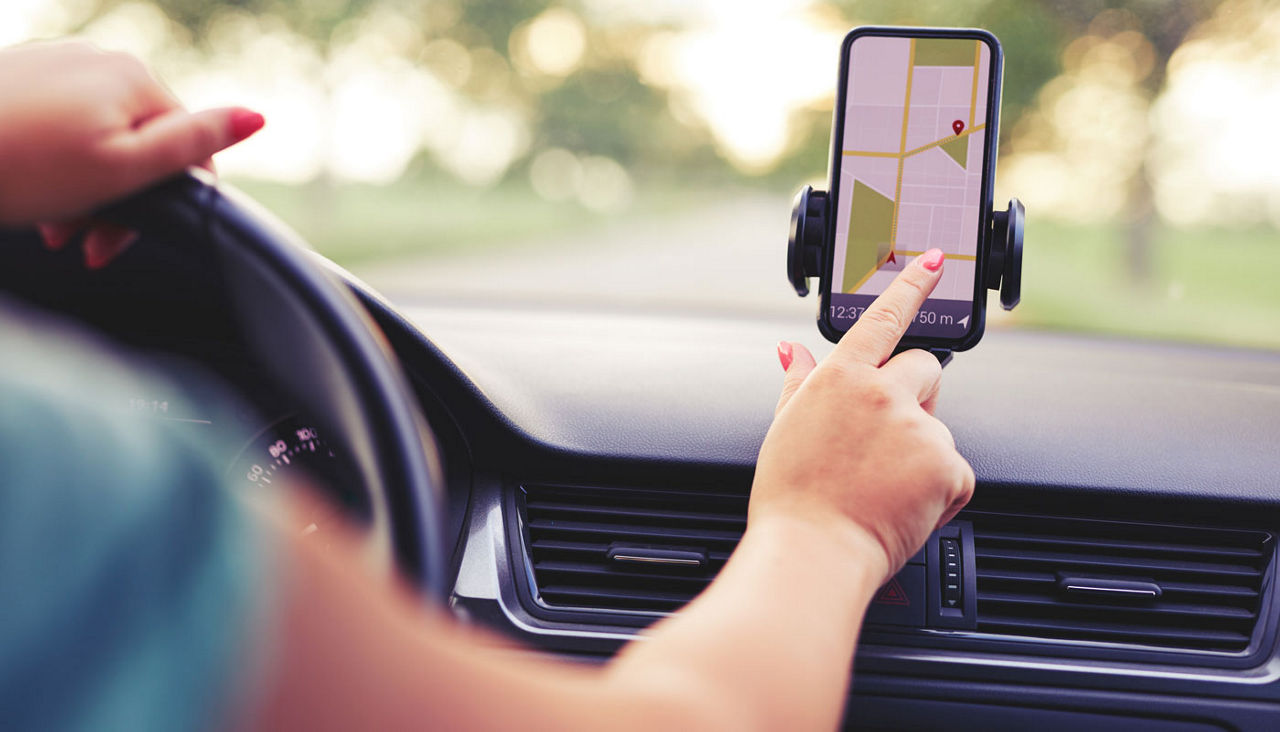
(976, 570, 1260, 603)
(527, 518, 741, 546)
(521, 485, 746, 614)
(517, 490, 1274, 656)
(972, 531, 1265, 561)
(535, 560, 717, 584)
(977, 591, 1256, 621)
(978, 615, 1251, 648)
(975, 547, 1260, 578)
(529, 538, 610, 554)
(976, 568, 1056, 585)
(969, 512, 1272, 654)
(539, 584, 690, 612)
(527, 500, 747, 528)
(1157, 580, 1260, 600)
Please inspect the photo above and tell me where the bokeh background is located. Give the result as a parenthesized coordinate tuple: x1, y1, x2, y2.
(5, 0, 1279, 348)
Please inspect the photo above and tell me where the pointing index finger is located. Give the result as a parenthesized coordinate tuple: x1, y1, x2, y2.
(834, 248, 945, 367)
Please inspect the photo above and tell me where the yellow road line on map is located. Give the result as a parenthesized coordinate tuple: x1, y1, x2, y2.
(846, 251, 892, 292)
(902, 123, 985, 157)
(843, 124, 985, 159)
(889, 38, 916, 250)
(969, 40, 980, 129)
(845, 248, 979, 293)
(896, 249, 978, 261)
(840, 150, 900, 158)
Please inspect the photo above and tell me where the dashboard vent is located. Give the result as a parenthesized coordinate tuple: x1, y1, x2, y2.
(519, 484, 747, 613)
(970, 513, 1273, 653)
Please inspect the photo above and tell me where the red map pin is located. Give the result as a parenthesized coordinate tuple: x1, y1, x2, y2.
(952, 120, 965, 135)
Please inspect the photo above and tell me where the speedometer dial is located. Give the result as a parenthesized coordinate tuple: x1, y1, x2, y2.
(231, 415, 369, 528)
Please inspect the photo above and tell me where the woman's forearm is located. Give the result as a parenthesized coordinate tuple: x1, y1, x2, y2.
(605, 512, 888, 729)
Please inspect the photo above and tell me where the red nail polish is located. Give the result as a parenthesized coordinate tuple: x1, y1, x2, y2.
(83, 225, 138, 270)
(920, 248, 945, 271)
(230, 109, 265, 141)
(37, 223, 74, 251)
(777, 341, 793, 370)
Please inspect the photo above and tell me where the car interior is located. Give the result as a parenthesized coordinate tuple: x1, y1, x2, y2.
(4, 1, 1280, 729)
(0, 170, 1276, 730)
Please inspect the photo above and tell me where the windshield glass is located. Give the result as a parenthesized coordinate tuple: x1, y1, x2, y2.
(7, 1, 1278, 349)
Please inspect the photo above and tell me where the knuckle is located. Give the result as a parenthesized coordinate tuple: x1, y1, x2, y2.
(859, 304, 905, 332)
(958, 459, 977, 493)
(897, 271, 929, 298)
(88, 139, 126, 171)
(189, 118, 221, 153)
(810, 359, 852, 385)
(854, 375, 898, 411)
(897, 348, 942, 380)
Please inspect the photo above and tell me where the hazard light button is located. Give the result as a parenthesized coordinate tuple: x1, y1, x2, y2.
(864, 565, 926, 627)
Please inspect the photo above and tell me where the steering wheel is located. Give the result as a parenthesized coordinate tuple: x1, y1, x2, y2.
(0, 171, 448, 600)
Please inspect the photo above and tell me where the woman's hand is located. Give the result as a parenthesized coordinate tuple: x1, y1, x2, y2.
(0, 40, 263, 264)
(750, 248, 976, 583)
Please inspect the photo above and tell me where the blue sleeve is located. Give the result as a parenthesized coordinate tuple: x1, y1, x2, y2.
(0, 312, 275, 731)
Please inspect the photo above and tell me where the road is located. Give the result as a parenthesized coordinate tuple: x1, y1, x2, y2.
(352, 191, 1014, 333)
(352, 193, 813, 319)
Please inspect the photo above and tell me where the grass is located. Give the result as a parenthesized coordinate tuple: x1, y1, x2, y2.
(1015, 220, 1280, 351)
(229, 177, 1280, 351)
(231, 177, 722, 265)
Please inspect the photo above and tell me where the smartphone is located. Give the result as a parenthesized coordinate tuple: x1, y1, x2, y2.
(819, 27, 1003, 350)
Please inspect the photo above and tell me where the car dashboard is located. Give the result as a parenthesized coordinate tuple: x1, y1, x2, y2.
(365, 294, 1280, 730)
(4, 219, 1279, 729)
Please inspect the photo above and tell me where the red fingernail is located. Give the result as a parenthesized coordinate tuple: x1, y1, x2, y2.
(83, 225, 139, 270)
(920, 248, 944, 271)
(229, 108, 265, 141)
(37, 222, 75, 251)
(777, 341, 793, 370)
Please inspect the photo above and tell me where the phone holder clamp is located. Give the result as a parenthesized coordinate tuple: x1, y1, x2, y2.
(987, 198, 1024, 310)
(787, 185, 827, 297)
(787, 186, 1024, 311)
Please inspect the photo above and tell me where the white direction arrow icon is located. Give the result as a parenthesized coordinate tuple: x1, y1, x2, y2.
(957, 315, 970, 329)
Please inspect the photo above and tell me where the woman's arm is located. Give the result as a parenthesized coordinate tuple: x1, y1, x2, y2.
(0, 41, 974, 729)
(252, 253, 973, 730)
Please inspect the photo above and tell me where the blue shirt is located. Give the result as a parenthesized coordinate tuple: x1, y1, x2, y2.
(0, 306, 272, 730)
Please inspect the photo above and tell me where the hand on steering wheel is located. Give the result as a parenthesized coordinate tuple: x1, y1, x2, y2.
(0, 40, 263, 267)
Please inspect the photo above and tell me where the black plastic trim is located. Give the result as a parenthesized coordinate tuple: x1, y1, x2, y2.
(504, 481, 1279, 670)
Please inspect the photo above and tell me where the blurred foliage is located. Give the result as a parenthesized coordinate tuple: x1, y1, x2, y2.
(52, 0, 1278, 348)
(78, 0, 1226, 184)
(533, 68, 675, 168)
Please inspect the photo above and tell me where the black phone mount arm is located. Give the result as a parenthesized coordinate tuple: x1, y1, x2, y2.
(788, 185, 1024, 306)
(787, 186, 828, 298)
(988, 198, 1024, 310)
(787, 185, 1025, 361)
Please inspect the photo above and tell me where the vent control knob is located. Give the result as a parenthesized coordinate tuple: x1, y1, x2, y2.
(941, 538, 963, 608)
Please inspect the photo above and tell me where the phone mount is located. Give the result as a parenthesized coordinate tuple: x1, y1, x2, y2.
(787, 185, 1024, 309)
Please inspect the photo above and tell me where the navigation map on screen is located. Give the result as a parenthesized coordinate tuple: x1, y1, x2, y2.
(829, 34, 992, 338)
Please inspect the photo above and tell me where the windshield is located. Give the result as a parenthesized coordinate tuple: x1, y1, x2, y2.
(7, 1, 1278, 349)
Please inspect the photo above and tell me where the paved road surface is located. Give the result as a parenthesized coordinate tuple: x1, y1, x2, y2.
(353, 193, 813, 319)
(353, 192, 1013, 332)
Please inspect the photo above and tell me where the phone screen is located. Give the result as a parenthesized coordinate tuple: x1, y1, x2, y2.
(826, 32, 997, 343)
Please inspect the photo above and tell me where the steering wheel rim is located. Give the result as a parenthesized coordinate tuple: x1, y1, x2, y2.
(15, 170, 449, 600)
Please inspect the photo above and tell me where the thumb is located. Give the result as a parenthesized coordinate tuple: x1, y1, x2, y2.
(104, 106, 264, 194)
(775, 341, 817, 416)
